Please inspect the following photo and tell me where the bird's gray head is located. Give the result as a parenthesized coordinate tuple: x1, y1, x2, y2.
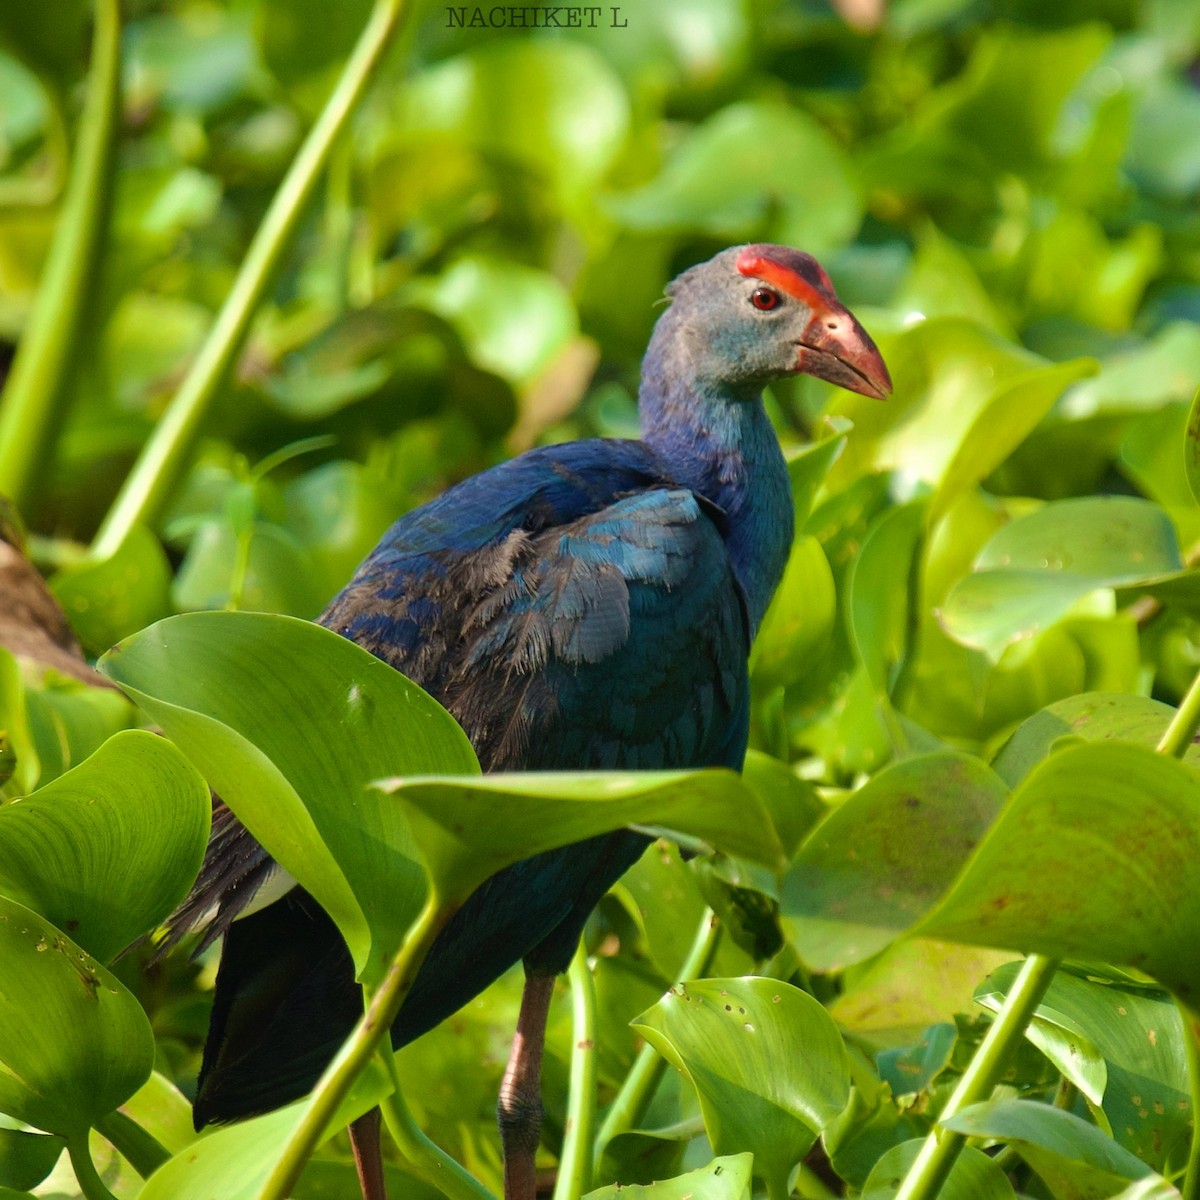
(658, 243, 892, 400)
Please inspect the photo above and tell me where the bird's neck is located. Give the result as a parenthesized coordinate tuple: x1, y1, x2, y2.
(638, 331, 794, 633)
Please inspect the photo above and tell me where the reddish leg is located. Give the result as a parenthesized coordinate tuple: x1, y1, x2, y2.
(349, 1106, 388, 1200)
(498, 971, 556, 1200)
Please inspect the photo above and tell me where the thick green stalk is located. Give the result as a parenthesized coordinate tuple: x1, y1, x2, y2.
(1156, 668, 1200, 758)
(897, 650, 1200, 1200)
(593, 910, 721, 1160)
(0, 0, 120, 512)
(90, 0, 409, 560)
(554, 942, 598, 1200)
(1182, 1016, 1200, 1200)
(894, 953, 1062, 1200)
(378, 1049, 494, 1200)
(94, 1109, 171, 1178)
(256, 895, 448, 1200)
(67, 1132, 120, 1200)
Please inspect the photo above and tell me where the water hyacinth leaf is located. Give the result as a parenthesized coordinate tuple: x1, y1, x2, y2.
(378, 771, 786, 905)
(927, 356, 1096, 526)
(397, 40, 629, 201)
(740, 749, 825, 861)
(1185, 385, 1200, 507)
(0, 729, 210, 963)
(751, 534, 836, 693)
(831, 938, 1013, 1044)
(876, 1023, 957, 1098)
(991, 692, 1197, 789)
(0, 1129, 63, 1191)
(22, 680, 136, 786)
(407, 255, 578, 388)
(861, 1140, 1016, 1199)
(584, 1153, 754, 1200)
(609, 102, 860, 255)
(138, 1059, 393, 1200)
(977, 963, 1190, 1172)
(0, 896, 154, 1136)
(786, 427, 848, 525)
(98, 612, 479, 981)
(632, 979, 851, 1195)
(1107, 1180, 1184, 1200)
(941, 1099, 1153, 1197)
(781, 753, 1007, 971)
(847, 500, 925, 697)
(829, 318, 1060, 490)
(920, 742, 1200, 1003)
(940, 496, 1186, 659)
(48, 524, 172, 656)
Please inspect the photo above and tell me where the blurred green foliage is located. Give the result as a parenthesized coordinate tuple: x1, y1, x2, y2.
(3, 0, 1200, 1196)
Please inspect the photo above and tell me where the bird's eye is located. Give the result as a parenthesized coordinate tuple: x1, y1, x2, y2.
(750, 287, 780, 311)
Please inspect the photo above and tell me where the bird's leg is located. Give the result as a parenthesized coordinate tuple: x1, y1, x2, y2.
(498, 969, 556, 1200)
(349, 1106, 388, 1200)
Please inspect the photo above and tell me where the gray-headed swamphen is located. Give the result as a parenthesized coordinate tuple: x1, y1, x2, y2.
(166, 244, 891, 1200)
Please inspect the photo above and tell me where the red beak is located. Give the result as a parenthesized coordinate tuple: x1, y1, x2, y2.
(796, 306, 892, 400)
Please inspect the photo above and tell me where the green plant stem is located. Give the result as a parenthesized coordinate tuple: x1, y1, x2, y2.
(554, 941, 598, 1200)
(1182, 1014, 1200, 1200)
(1157, 667, 1200, 758)
(378, 1047, 494, 1200)
(1160, 668, 1200, 1199)
(0, 0, 120, 513)
(89, 0, 409, 560)
(67, 1131, 119, 1200)
(94, 1109, 171, 1177)
(256, 895, 448, 1200)
(893, 953, 1061, 1200)
(593, 910, 721, 1160)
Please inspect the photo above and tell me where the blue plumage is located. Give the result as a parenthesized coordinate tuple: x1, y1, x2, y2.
(178, 246, 892, 1181)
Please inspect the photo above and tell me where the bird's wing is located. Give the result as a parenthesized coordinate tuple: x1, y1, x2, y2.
(189, 479, 753, 1123)
(165, 448, 749, 1001)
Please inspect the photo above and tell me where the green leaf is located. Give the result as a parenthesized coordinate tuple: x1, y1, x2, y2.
(751, 534, 836, 693)
(379, 770, 787, 906)
(829, 319, 1080, 493)
(1065, 325, 1200, 419)
(407, 255, 577, 389)
(977, 964, 1191, 1173)
(633, 979, 851, 1195)
(138, 1062, 393, 1200)
(992, 692, 1194, 790)
(876, 1023, 957, 1097)
(0, 1129, 63, 1191)
(609, 102, 861, 255)
(781, 752, 1008, 971)
(49, 525, 173, 656)
(397, 40, 628, 201)
(740, 750, 825, 862)
(786, 427, 849, 526)
(98, 611, 479, 981)
(0, 729, 210, 962)
(847, 501, 925, 697)
(584, 1153, 753, 1200)
(927, 356, 1096, 527)
(0, 895, 154, 1136)
(942, 1099, 1153, 1199)
(919, 742, 1200, 1003)
(940, 497, 1186, 659)
(1185, 385, 1200, 508)
(861, 1139, 1016, 1199)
